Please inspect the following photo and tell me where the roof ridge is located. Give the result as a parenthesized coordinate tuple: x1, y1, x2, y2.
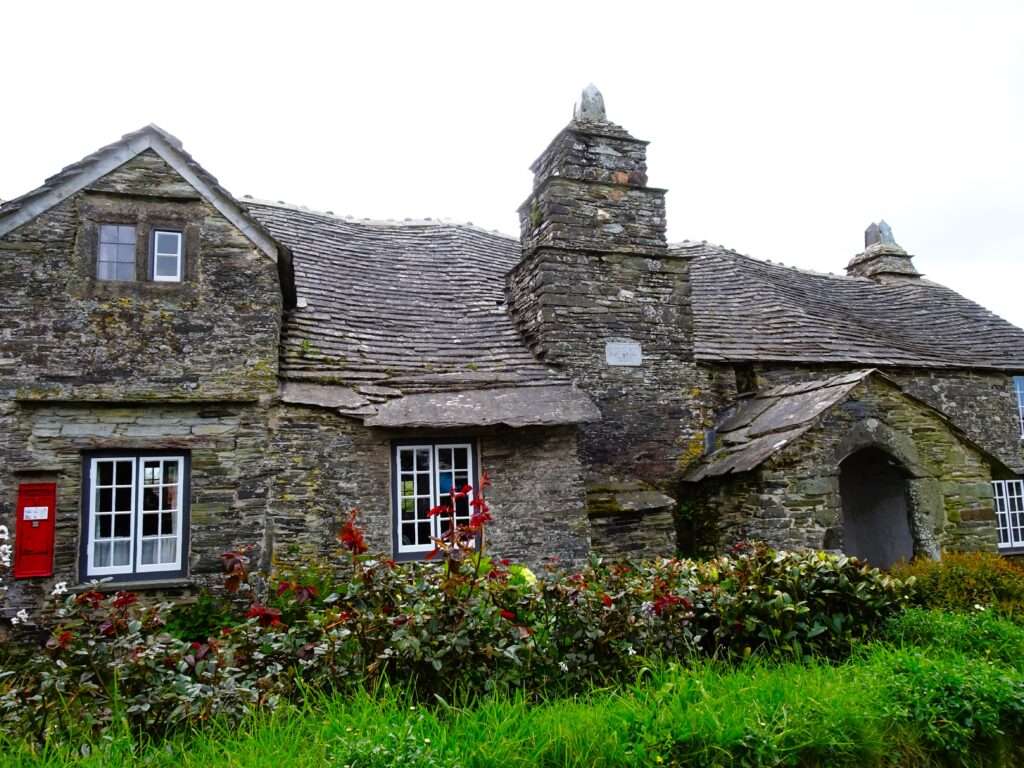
(243, 197, 518, 241)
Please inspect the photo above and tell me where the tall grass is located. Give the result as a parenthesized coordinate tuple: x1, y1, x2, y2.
(4, 610, 1024, 768)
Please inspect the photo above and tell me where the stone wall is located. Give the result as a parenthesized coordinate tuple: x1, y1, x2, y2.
(693, 375, 998, 556)
(0, 402, 271, 616)
(266, 404, 590, 571)
(0, 150, 282, 403)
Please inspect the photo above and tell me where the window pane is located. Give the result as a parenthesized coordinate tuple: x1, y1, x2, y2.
(143, 487, 159, 511)
(97, 461, 114, 486)
(97, 261, 117, 281)
(416, 497, 430, 517)
(115, 462, 132, 485)
(160, 538, 176, 563)
(115, 262, 135, 281)
(400, 451, 413, 472)
(115, 487, 132, 511)
(116, 243, 135, 263)
(98, 243, 119, 262)
(438, 473, 453, 495)
(453, 448, 468, 468)
(402, 523, 415, 546)
(97, 514, 111, 538)
(401, 498, 414, 520)
(437, 448, 452, 471)
(99, 224, 119, 243)
(417, 522, 431, 545)
(112, 540, 130, 566)
(156, 254, 179, 278)
(117, 225, 136, 244)
(94, 541, 111, 568)
(161, 486, 178, 510)
(164, 461, 179, 484)
(141, 539, 157, 565)
(415, 449, 430, 471)
(144, 462, 159, 484)
(155, 232, 180, 255)
(114, 514, 131, 538)
(160, 511, 173, 534)
(97, 488, 113, 513)
(401, 479, 414, 496)
(142, 514, 158, 537)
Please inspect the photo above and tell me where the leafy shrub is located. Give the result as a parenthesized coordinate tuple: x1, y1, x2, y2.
(0, 479, 910, 743)
(892, 551, 1024, 620)
(885, 607, 1024, 673)
(163, 592, 239, 642)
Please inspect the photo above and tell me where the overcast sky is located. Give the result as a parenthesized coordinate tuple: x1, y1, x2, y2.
(3, 2, 1022, 327)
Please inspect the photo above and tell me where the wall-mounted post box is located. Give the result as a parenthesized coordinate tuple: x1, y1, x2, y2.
(13, 482, 57, 579)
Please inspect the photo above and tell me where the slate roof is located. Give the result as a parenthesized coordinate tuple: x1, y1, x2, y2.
(684, 369, 1012, 481)
(245, 201, 594, 425)
(679, 242, 1024, 371)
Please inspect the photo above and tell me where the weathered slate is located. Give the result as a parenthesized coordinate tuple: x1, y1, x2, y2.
(364, 385, 600, 428)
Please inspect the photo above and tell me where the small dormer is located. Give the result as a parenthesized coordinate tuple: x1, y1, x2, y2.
(846, 220, 921, 281)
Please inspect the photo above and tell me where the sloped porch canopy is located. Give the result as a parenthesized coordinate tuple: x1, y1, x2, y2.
(683, 370, 1010, 561)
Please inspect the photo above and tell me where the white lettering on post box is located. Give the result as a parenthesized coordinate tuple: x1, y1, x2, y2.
(23, 506, 49, 521)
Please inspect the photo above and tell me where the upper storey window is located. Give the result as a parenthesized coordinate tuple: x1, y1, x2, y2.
(1015, 376, 1024, 438)
(97, 224, 136, 281)
(152, 230, 183, 282)
(96, 224, 185, 283)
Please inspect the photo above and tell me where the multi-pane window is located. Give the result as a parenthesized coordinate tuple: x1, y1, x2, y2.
(992, 479, 1024, 550)
(84, 454, 188, 579)
(97, 224, 137, 281)
(152, 230, 183, 282)
(393, 442, 475, 557)
(1014, 377, 1024, 439)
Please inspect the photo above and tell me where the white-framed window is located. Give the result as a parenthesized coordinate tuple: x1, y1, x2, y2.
(1014, 376, 1024, 439)
(97, 223, 137, 281)
(84, 454, 188, 579)
(152, 230, 183, 282)
(392, 442, 476, 558)
(992, 479, 1024, 550)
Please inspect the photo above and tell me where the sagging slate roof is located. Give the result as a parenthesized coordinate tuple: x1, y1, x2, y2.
(679, 242, 1024, 371)
(685, 369, 1012, 481)
(247, 201, 597, 426)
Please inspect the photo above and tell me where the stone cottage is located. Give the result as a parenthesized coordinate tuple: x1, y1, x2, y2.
(2, 85, 1023, 616)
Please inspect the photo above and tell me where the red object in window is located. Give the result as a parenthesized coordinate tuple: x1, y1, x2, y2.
(14, 483, 57, 579)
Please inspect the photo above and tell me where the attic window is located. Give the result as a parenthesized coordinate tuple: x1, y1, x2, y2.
(152, 230, 183, 282)
(1015, 377, 1024, 439)
(97, 224, 136, 281)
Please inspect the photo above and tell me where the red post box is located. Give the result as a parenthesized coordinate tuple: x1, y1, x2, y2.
(13, 482, 57, 579)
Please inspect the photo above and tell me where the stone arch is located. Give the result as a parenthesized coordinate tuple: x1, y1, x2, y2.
(838, 446, 914, 568)
(833, 419, 941, 564)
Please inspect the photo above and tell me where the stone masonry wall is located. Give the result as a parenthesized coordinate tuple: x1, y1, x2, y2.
(0, 150, 282, 403)
(697, 376, 997, 556)
(267, 404, 590, 571)
(0, 403, 271, 617)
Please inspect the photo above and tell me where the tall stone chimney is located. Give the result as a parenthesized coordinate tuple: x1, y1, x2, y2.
(846, 221, 920, 281)
(507, 86, 722, 556)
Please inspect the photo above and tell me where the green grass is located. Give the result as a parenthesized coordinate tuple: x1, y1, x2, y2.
(4, 609, 1024, 768)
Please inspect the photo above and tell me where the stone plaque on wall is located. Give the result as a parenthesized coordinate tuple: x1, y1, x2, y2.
(605, 340, 642, 366)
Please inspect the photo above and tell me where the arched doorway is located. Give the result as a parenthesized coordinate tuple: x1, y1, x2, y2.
(839, 447, 914, 568)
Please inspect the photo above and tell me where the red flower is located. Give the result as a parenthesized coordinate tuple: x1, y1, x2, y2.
(47, 630, 74, 651)
(500, 609, 516, 621)
(653, 594, 692, 616)
(246, 603, 283, 628)
(428, 504, 451, 518)
(469, 511, 493, 528)
(276, 581, 294, 597)
(338, 509, 368, 555)
(601, 593, 613, 608)
(75, 590, 104, 608)
(112, 591, 137, 609)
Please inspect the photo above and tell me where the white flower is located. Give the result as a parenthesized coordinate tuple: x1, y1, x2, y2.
(51, 581, 68, 597)
(627, 645, 637, 656)
(558, 661, 569, 672)
(11, 608, 29, 625)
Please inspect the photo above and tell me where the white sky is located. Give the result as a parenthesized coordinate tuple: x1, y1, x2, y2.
(3, 1, 1023, 327)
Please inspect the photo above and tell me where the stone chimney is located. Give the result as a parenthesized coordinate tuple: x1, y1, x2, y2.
(846, 221, 920, 281)
(507, 85, 716, 508)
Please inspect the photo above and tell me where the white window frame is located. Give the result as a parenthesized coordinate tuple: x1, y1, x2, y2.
(152, 230, 183, 283)
(393, 441, 476, 557)
(1014, 376, 1024, 439)
(992, 479, 1024, 550)
(135, 456, 185, 574)
(85, 455, 186, 578)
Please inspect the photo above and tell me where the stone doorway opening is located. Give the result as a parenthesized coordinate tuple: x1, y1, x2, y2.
(839, 446, 915, 568)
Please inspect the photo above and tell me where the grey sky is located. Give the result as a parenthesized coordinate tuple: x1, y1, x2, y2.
(4, 1, 1022, 327)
